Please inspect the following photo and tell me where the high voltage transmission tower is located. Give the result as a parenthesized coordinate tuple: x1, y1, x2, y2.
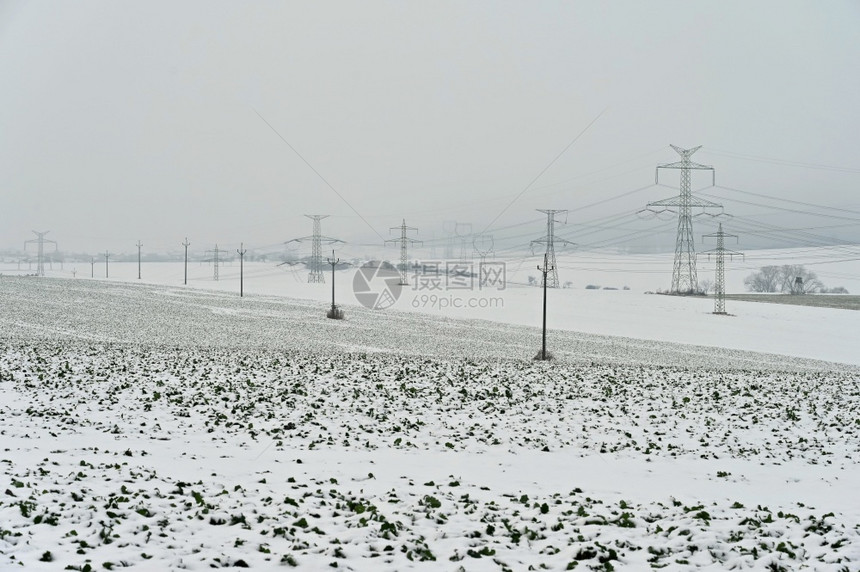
(386, 219, 422, 285)
(642, 145, 723, 295)
(531, 210, 572, 289)
(205, 245, 228, 281)
(443, 220, 457, 259)
(104, 251, 111, 278)
(287, 215, 343, 283)
(24, 231, 57, 277)
(456, 222, 473, 262)
(701, 223, 743, 315)
(473, 234, 494, 264)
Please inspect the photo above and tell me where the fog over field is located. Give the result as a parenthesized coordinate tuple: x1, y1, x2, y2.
(2, 1, 860, 570)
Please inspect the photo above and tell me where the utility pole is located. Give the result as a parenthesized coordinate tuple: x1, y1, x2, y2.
(104, 251, 110, 278)
(91, 257, 95, 278)
(642, 145, 723, 294)
(136, 240, 143, 280)
(24, 231, 57, 277)
(385, 219, 422, 285)
(286, 215, 343, 283)
(205, 245, 228, 281)
(182, 238, 190, 285)
(531, 210, 572, 288)
(326, 249, 342, 319)
(237, 242, 247, 297)
(701, 223, 743, 315)
(537, 252, 553, 360)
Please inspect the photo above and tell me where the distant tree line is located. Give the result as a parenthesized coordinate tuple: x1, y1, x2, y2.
(744, 265, 848, 294)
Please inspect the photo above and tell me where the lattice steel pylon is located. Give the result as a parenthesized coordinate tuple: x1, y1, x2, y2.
(287, 215, 343, 283)
(531, 210, 572, 288)
(205, 245, 228, 281)
(643, 145, 723, 294)
(24, 231, 57, 277)
(701, 223, 743, 315)
(472, 234, 494, 264)
(386, 219, 422, 285)
(456, 222, 473, 262)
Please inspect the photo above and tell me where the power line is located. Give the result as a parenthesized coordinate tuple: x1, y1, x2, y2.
(702, 148, 860, 175)
(713, 184, 860, 217)
(253, 109, 385, 241)
(482, 107, 607, 234)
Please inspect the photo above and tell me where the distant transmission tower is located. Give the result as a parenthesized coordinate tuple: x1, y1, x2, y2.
(443, 220, 457, 260)
(531, 210, 572, 288)
(385, 219, 422, 285)
(701, 223, 743, 315)
(643, 145, 723, 294)
(456, 222, 473, 262)
(104, 251, 111, 278)
(24, 231, 57, 277)
(473, 234, 494, 264)
(205, 245, 228, 281)
(287, 215, 343, 283)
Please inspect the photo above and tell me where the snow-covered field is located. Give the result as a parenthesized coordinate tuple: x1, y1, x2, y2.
(1, 272, 859, 570)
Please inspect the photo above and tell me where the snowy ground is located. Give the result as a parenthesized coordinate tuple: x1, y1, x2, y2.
(3, 247, 858, 366)
(1, 270, 859, 570)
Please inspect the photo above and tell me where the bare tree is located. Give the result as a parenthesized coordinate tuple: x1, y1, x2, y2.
(778, 265, 823, 295)
(745, 265, 823, 294)
(699, 278, 714, 294)
(744, 265, 781, 292)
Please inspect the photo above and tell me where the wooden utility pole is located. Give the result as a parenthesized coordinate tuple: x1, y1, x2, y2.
(136, 240, 143, 280)
(537, 252, 553, 360)
(237, 242, 247, 297)
(182, 238, 190, 285)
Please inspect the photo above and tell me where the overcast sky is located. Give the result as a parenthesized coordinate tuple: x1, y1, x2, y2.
(1, 1, 858, 256)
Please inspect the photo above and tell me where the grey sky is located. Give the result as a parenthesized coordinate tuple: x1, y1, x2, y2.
(1, 1, 858, 256)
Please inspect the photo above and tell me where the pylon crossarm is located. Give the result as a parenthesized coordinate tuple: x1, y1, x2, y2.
(689, 196, 723, 208)
(646, 196, 684, 207)
(670, 144, 702, 156)
(658, 160, 714, 171)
